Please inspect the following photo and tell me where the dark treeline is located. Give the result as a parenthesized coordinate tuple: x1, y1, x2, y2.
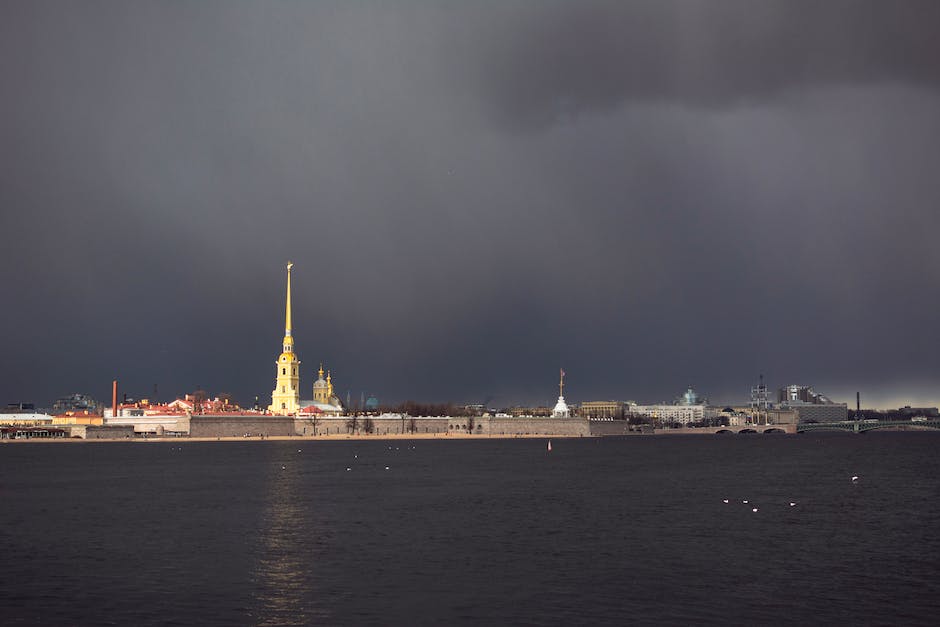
(369, 401, 475, 417)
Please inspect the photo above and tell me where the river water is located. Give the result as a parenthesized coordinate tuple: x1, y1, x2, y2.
(2, 433, 939, 625)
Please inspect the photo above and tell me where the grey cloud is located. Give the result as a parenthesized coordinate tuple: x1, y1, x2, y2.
(469, 0, 940, 129)
(1, 2, 939, 409)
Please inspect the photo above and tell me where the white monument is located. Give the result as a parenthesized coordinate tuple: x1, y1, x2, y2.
(552, 368, 570, 418)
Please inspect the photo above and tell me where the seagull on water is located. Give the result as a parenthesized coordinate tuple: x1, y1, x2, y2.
(851, 475, 859, 482)
(723, 499, 729, 504)
(790, 502, 796, 507)
(743, 500, 749, 504)
(752, 508, 759, 513)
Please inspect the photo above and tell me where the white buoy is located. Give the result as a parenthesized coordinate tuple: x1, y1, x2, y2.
(547, 440, 552, 452)
(346, 467, 351, 471)
(385, 466, 390, 470)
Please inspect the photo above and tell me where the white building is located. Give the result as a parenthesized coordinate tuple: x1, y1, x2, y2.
(628, 403, 707, 425)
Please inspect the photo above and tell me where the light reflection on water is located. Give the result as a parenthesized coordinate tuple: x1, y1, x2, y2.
(250, 457, 328, 626)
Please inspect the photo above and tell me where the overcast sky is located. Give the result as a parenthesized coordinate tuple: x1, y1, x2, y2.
(2, 1, 939, 409)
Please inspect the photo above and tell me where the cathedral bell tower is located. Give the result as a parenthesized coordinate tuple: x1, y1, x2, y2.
(269, 262, 301, 414)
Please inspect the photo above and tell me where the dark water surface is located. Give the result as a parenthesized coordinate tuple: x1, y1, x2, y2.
(2, 433, 939, 625)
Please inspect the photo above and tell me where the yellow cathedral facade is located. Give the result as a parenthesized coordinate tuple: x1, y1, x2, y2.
(269, 262, 343, 416)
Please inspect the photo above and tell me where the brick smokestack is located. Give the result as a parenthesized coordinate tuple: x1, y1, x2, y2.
(112, 380, 118, 418)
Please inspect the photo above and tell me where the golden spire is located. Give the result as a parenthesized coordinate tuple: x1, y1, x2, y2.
(559, 368, 565, 397)
(327, 370, 333, 397)
(319, 363, 324, 378)
(285, 261, 293, 336)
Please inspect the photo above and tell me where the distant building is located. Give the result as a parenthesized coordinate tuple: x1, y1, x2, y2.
(776, 385, 846, 422)
(899, 406, 939, 418)
(0, 413, 53, 426)
(676, 385, 707, 406)
(580, 401, 624, 419)
(790, 404, 847, 423)
(627, 386, 712, 425)
(764, 409, 800, 425)
(52, 410, 103, 426)
(509, 406, 552, 417)
(3, 403, 35, 413)
(52, 393, 101, 414)
(629, 403, 707, 425)
(778, 385, 833, 405)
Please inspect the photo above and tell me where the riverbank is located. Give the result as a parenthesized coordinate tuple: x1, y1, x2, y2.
(1, 432, 586, 444)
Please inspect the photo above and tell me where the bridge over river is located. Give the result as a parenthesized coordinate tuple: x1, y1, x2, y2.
(657, 420, 940, 435)
(797, 420, 940, 433)
(659, 424, 796, 435)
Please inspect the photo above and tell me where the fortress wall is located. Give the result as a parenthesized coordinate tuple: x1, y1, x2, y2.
(295, 417, 452, 436)
(588, 420, 642, 436)
(189, 416, 295, 438)
(486, 417, 590, 436)
(82, 425, 135, 439)
(294, 416, 589, 437)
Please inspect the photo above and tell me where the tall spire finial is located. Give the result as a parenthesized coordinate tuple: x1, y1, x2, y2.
(285, 261, 293, 335)
(559, 368, 565, 397)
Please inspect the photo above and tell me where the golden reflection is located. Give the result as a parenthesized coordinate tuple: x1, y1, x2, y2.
(250, 455, 327, 626)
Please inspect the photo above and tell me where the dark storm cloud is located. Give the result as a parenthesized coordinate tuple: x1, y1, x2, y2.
(470, 0, 940, 129)
(1, 1, 939, 409)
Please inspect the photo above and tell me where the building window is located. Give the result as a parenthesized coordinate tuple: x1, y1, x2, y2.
(282, 368, 286, 375)
(281, 386, 285, 393)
